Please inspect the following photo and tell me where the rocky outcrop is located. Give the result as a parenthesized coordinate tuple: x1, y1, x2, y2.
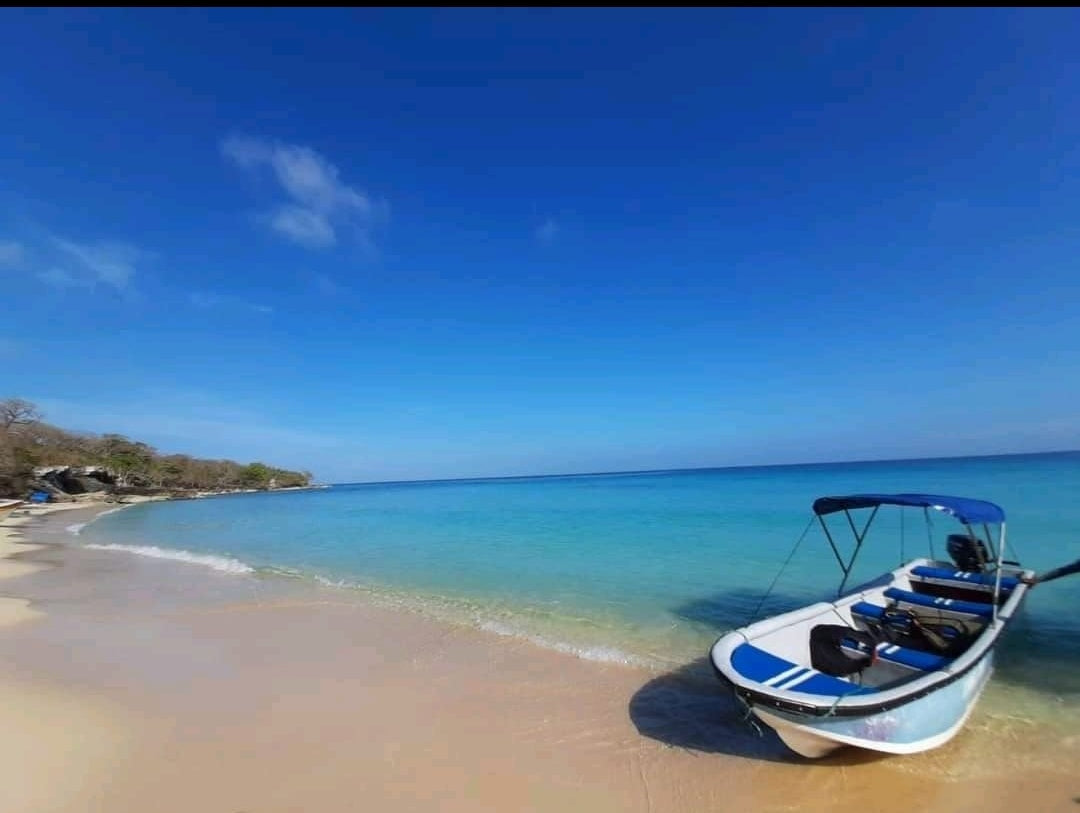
(31, 466, 116, 498)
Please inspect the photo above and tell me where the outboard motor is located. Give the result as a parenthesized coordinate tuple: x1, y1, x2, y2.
(946, 533, 989, 572)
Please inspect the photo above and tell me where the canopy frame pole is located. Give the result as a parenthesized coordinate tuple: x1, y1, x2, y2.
(980, 522, 998, 562)
(900, 507, 906, 566)
(836, 506, 879, 595)
(992, 523, 1006, 622)
(817, 515, 846, 574)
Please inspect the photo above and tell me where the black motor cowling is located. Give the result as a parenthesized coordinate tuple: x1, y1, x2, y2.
(946, 533, 989, 572)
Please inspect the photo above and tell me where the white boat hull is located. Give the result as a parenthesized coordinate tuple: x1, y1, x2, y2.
(750, 653, 994, 758)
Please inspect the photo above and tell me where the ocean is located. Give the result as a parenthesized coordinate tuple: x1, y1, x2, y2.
(76, 452, 1080, 724)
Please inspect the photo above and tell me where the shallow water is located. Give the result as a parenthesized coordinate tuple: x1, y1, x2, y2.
(80, 453, 1080, 725)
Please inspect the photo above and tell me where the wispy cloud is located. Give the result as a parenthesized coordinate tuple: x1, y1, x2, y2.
(26, 237, 144, 294)
(535, 218, 559, 245)
(54, 238, 140, 291)
(222, 135, 383, 250)
(0, 240, 24, 267)
(37, 267, 86, 288)
(189, 292, 274, 315)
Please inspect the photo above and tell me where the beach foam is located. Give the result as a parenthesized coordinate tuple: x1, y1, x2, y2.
(477, 618, 647, 666)
(305, 572, 650, 666)
(67, 506, 128, 537)
(83, 543, 254, 575)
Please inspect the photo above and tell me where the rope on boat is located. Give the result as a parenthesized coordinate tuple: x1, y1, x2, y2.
(1006, 533, 1024, 567)
(734, 692, 764, 737)
(747, 516, 816, 624)
(900, 507, 905, 565)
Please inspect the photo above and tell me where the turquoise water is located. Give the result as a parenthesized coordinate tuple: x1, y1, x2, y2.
(80, 453, 1080, 705)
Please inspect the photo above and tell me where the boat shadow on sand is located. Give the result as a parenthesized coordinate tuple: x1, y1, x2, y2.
(628, 587, 889, 766)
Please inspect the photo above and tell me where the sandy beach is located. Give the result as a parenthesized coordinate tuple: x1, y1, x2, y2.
(0, 506, 1075, 812)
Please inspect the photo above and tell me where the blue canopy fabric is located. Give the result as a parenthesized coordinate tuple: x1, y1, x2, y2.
(811, 493, 1005, 525)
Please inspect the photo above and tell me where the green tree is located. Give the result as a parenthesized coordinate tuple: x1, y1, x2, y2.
(0, 397, 313, 498)
(239, 462, 273, 488)
(100, 435, 156, 486)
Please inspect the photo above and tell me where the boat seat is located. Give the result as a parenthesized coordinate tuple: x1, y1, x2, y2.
(851, 601, 886, 623)
(910, 565, 1019, 591)
(841, 611, 954, 672)
(873, 641, 951, 672)
(730, 642, 876, 696)
(883, 587, 993, 618)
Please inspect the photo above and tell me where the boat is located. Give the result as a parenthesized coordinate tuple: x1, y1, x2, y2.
(709, 493, 1033, 758)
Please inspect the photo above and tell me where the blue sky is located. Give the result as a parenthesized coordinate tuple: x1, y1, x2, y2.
(3, 9, 1079, 482)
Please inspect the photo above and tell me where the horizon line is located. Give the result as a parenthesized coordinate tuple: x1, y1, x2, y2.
(328, 448, 1080, 489)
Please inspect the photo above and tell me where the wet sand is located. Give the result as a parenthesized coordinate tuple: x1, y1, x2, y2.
(0, 507, 1075, 812)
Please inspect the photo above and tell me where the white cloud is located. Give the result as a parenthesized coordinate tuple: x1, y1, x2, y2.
(536, 218, 559, 244)
(37, 238, 142, 292)
(222, 135, 380, 250)
(0, 240, 24, 267)
(269, 205, 335, 248)
(2, 229, 145, 297)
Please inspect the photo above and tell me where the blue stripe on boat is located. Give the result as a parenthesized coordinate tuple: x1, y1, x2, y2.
(884, 587, 994, 618)
(910, 565, 1019, 591)
(873, 642, 951, 671)
(730, 642, 876, 696)
(849, 603, 956, 671)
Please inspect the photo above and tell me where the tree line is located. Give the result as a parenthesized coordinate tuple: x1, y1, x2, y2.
(0, 397, 313, 497)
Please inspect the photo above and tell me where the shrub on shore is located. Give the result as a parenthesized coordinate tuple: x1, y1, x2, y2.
(0, 397, 312, 499)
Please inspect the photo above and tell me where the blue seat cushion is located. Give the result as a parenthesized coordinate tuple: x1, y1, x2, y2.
(874, 641, 951, 671)
(730, 643, 876, 696)
(910, 565, 1018, 591)
(884, 587, 994, 618)
(851, 601, 885, 621)
(844, 607, 955, 671)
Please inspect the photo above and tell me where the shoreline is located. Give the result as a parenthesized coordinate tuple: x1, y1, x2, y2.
(0, 502, 105, 627)
(0, 509, 1075, 811)
(8, 480, 330, 508)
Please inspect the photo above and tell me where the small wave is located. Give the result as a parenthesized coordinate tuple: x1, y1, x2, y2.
(69, 505, 130, 537)
(305, 574, 648, 666)
(83, 543, 254, 574)
(477, 619, 647, 666)
(259, 565, 307, 579)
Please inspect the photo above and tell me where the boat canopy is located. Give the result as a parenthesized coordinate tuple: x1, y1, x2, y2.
(812, 493, 1005, 525)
